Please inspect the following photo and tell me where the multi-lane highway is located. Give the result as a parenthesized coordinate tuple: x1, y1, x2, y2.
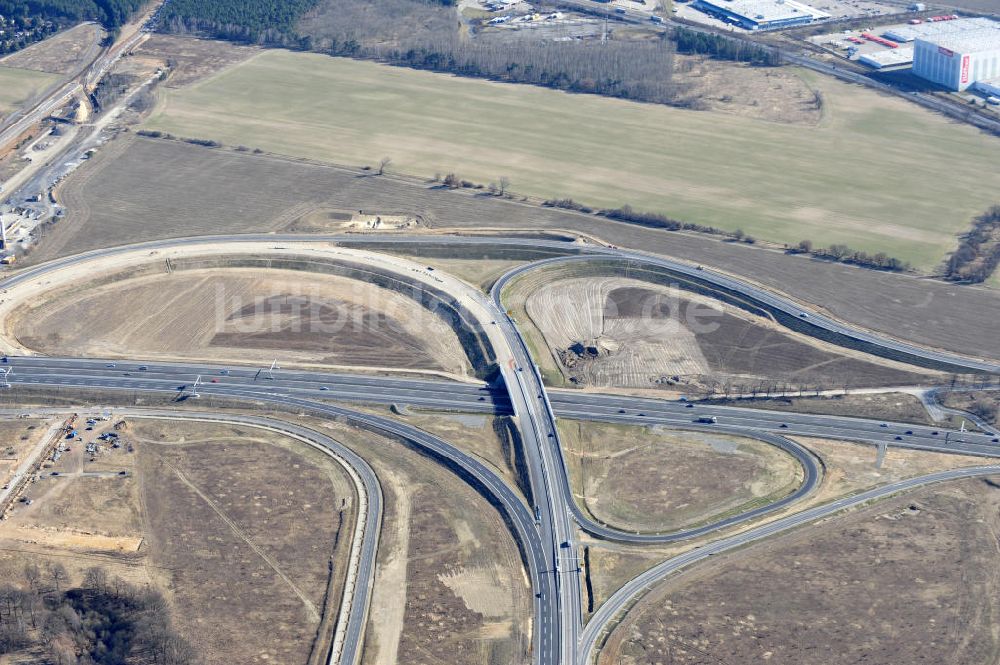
(8, 356, 998, 457)
(4, 236, 1000, 665)
(7, 356, 1000, 513)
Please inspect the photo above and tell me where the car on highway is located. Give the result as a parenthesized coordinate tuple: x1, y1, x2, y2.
(106, 363, 116, 368)
(138, 365, 148, 371)
(320, 386, 329, 391)
(220, 369, 230, 375)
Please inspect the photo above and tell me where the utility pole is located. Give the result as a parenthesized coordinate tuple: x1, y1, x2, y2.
(189, 375, 201, 399)
(0, 367, 11, 388)
(266, 359, 279, 380)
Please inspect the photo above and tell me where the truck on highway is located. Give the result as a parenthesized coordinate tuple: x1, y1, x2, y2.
(696, 416, 718, 424)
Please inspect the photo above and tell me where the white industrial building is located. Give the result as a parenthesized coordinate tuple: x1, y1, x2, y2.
(912, 21, 1000, 91)
(859, 46, 914, 69)
(692, 0, 829, 31)
(883, 16, 994, 43)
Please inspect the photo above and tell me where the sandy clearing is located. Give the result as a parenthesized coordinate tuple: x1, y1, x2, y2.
(526, 277, 711, 387)
(1, 242, 488, 378)
(366, 465, 411, 665)
(11, 267, 466, 375)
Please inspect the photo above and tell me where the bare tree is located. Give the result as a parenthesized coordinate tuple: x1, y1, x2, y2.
(23, 564, 40, 593)
(83, 566, 108, 593)
(48, 563, 68, 594)
(377, 156, 392, 176)
(498, 175, 511, 197)
(112, 576, 129, 599)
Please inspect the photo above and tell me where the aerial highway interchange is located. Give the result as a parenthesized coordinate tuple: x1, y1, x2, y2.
(2, 8, 1000, 660)
(1, 235, 999, 665)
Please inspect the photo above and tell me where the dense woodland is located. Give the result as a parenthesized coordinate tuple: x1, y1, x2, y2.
(0, 564, 195, 664)
(158, 0, 321, 44)
(674, 26, 779, 66)
(0, 0, 143, 29)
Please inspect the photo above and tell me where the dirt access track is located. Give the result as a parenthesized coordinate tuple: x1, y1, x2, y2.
(1, 242, 497, 379)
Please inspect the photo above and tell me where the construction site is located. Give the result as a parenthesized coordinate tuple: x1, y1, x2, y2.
(0, 2, 999, 664)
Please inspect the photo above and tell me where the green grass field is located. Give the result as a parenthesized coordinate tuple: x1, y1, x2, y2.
(144, 50, 1000, 271)
(0, 66, 58, 117)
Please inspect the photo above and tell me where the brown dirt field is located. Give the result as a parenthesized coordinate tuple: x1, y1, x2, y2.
(131, 418, 357, 665)
(9, 266, 470, 375)
(715, 391, 936, 425)
(673, 55, 821, 125)
(0, 414, 358, 665)
(135, 35, 260, 88)
(33, 134, 1000, 363)
(29, 135, 346, 265)
(518, 275, 933, 392)
(0, 418, 52, 485)
(581, 434, 994, 619)
(599, 476, 1000, 665)
(295, 415, 533, 665)
(560, 420, 802, 533)
(0, 23, 104, 74)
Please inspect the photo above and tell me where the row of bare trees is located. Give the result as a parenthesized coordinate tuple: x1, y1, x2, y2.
(945, 205, 1000, 283)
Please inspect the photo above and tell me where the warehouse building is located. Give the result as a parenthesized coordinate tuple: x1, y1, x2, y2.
(912, 21, 1000, 90)
(692, 0, 829, 31)
(883, 16, 994, 43)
